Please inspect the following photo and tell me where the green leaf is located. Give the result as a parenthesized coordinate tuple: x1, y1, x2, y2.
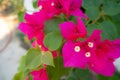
(26, 48, 42, 69)
(44, 32, 63, 51)
(33, 0, 37, 8)
(86, 7, 100, 20)
(44, 18, 61, 34)
(13, 70, 30, 80)
(111, 14, 120, 38)
(87, 21, 118, 40)
(87, 24, 98, 36)
(111, 14, 120, 22)
(26, 48, 54, 69)
(102, 0, 120, 16)
(14, 55, 31, 80)
(42, 51, 55, 67)
(98, 73, 120, 80)
(13, 72, 22, 80)
(28, 74, 33, 80)
(68, 69, 92, 80)
(18, 11, 25, 22)
(113, 22, 120, 38)
(18, 55, 26, 71)
(47, 56, 71, 80)
(98, 21, 118, 40)
(83, 0, 103, 9)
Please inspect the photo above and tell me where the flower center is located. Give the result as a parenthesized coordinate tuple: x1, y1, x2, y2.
(51, 2, 55, 6)
(88, 42, 94, 48)
(39, 45, 42, 48)
(74, 46, 80, 52)
(38, 5, 43, 10)
(85, 52, 91, 57)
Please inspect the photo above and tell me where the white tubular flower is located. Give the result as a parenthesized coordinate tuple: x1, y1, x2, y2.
(24, 0, 39, 15)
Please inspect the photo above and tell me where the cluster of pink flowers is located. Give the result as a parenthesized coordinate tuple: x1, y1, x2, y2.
(19, 0, 120, 79)
(62, 29, 120, 76)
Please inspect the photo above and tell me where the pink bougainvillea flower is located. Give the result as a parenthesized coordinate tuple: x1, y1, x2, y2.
(19, 12, 46, 45)
(62, 41, 89, 69)
(98, 61, 115, 76)
(83, 30, 102, 51)
(37, 0, 87, 19)
(60, 0, 88, 19)
(62, 40, 112, 76)
(59, 18, 87, 40)
(89, 58, 115, 76)
(19, 22, 44, 45)
(87, 49, 111, 76)
(62, 30, 120, 76)
(62, 30, 102, 68)
(86, 31, 120, 76)
(24, 12, 48, 25)
(31, 68, 49, 80)
(98, 39, 120, 59)
(38, 0, 62, 18)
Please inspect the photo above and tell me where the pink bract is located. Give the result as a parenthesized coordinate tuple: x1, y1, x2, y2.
(101, 39, 120, 59)
(62, 30, 104, 69)
(38, 0, 87, 19)
(18, 22, 44, 45)
(60, 0, 88, 19)
(59, 18, 87, 40)
(62, 30, 120, 76)
(62, 41, 89, 69)
(25, 12, 48, 24)
(18, 12, 45, 45)
(31, 68, 49, 80)
(38, 0, 62, 18)
(89, 58, 115, 76)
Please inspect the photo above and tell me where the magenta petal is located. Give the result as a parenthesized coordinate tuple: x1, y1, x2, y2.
(38, 0, 46, 7)
(89, 61, 115, 76)
(19, 22, 44, 41)
(40, 70, 49, 80)
(88, 50, 108, 71)
(88, 49, 115, 76)
(86, 30, 102, 48)
(59, 19, 87, 40)
(31, 70, 40, 78)
(99, 39, 120, 59)
(71, 9, 88, 19)
(99, 62, 115, 76)
(71, 0, 82, 9)
(108, 39, 120, 58)
(88, 30, 102, 41)
(31, 69, 48, 80)
(18, 23, 34, 39)
(62, 41, 88, 69)
(59, 21, 77, 40)
(25, 11, 47, 24)
(38, 0, 62, 18)
(60, 0, 71, 16)
(77, 18, 87, 38)
(36, 30, 45, 45)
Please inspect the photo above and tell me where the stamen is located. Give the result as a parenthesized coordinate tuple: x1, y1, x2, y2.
(39, 45, 42, 48)
(74, 46, 80, 52)
(51, 2, 55, 6)
(38, 5, 43, 10)
(88, 42, 94, 48)
(85, 52, 91, 57)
